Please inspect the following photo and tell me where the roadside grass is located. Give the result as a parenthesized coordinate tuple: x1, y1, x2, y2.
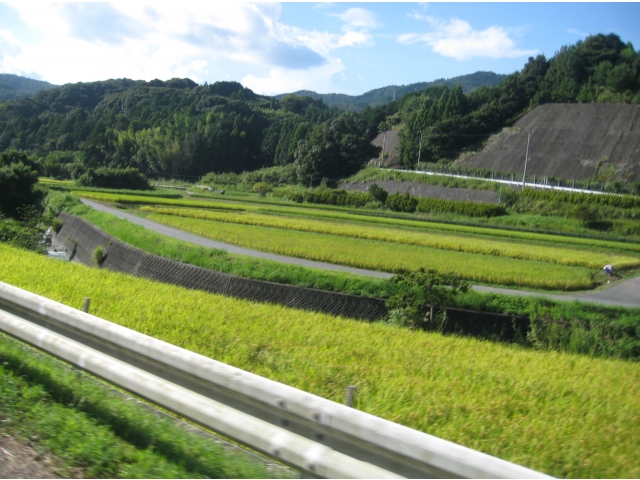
(1, 244, 640, 478)
(143, 211, 595, 290)
(0, 333, 287, 479)
(140, 205, 640, 270)
(76, 190, 640, 255)
(66, 203, 395, 298)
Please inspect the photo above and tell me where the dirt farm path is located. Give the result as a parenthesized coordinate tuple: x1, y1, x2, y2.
(79, 199, 640, 308)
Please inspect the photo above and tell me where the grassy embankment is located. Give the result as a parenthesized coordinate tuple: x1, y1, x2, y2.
(0, 332, 289, 479)
(1, 244, 639, 478)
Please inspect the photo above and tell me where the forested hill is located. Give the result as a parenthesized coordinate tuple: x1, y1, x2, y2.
(274, 71, 506, 111)
(0, 33, 639, 186)
(0, 77, 378, 180)
(0, 74, 57, 102)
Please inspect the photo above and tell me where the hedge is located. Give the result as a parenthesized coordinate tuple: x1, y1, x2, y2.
(416, 198, 506, 217)
(519, 189, 640, 209)
(303, 188, 372, 207)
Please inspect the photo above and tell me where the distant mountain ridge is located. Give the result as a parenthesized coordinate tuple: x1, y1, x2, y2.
(0, 74, 57, 102)
(275, 71, 506, 111)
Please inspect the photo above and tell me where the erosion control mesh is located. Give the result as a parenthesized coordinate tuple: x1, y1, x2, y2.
(52, 213, 388, 320)
(458, 103, 640, 181)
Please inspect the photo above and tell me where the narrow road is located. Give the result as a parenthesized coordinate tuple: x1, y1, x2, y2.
(80, 199, 640, 308)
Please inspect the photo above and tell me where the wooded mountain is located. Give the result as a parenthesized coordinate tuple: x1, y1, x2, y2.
(0, 33, 638, 185)
(274, 72, 506, 111)
(0, 74, 57, 102)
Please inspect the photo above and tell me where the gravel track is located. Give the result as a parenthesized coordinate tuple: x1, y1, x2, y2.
(79, 198, 640, 308)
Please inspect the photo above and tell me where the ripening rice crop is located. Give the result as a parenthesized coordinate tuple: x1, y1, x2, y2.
(140, 206, 640, 270)
(1, 244, 639, 478)
(143, 211, 595, 290)
(76, 190, 640, 255)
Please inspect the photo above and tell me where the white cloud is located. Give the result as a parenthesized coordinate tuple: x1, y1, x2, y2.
(568, 28, 588, 38)
(398, 17, 538, 61)
(0, 2, 365, 92)
(0, 29, 22, 57)
(242, 58, 344, 95)
(333, 8, 379, 31)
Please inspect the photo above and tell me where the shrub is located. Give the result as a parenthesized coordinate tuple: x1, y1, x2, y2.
(520, 188, 640, 209)
(416, 198, 506, 217)
(0, 161, 40, 217)
(252, 182, 272, 197)
(51, 217, 63, 233)
(93, 245, 106, 265)
(385, 192, 418, 213)
(368, 183, 388, 203)
(387, 268, 470, 329)
(77, 167, 151, 191)
(303, 188, 372, 207)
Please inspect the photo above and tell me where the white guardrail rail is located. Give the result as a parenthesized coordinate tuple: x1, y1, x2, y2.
(393, 168, 618, 195)
(0, 281, 552, 479)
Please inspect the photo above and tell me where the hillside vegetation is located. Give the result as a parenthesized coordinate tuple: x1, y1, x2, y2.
(0, 73, 57, 102)
(1, 34, 638, 188)
(274, 71, 506, 111)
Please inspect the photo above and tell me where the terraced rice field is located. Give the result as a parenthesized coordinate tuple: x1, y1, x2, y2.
(140, 206, 640, 269)
(144, 211, 598, 289)
(77, 191, 640, 254)
(1, 244, 639, 478)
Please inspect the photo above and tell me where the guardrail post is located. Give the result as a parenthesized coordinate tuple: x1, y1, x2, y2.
(83, 297, 91, 313)
(345, 386, 356, 408)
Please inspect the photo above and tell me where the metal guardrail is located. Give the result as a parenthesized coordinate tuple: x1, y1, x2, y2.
(0, 281, 551, 479)
(393, 168, 619, 196)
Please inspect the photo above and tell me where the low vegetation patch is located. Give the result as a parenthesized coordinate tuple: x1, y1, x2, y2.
(0, 333, 285, 479)
(76, 167, 151, 191)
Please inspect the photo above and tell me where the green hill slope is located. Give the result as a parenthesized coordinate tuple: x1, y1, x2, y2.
(0, 74, 57, 102)
(275, 71, 506, 111)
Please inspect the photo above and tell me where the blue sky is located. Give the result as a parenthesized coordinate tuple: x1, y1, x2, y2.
(0, 2, 639, 96)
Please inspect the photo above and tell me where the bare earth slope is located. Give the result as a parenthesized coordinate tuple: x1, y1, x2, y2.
(458, 104, 640, 181)
(370, 130, 400, 168)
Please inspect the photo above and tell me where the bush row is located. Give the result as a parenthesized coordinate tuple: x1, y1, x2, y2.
(76, 167, 151, 191)
(416, 197, 506, 217)
(303, 189, 372, 207)
(385, 191, 506, 217)
(519, 188, 640, 209)
(273, 187, 373, 207)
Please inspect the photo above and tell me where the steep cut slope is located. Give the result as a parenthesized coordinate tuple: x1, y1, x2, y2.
(370, 130, 400, 167)
(458, 104, 640, 182)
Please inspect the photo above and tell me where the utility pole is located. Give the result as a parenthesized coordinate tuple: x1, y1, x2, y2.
(380, 131, 386, 167)
(417, 130, 423, 171)
(522, 130, 531, 189)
